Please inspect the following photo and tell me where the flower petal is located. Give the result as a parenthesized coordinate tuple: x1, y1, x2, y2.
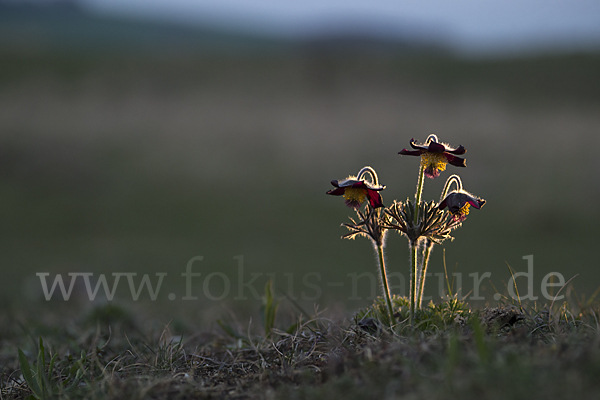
(439, 192, 468, 212)
(336, 178, 361, 188)
(439, 191, 485, 212)
(409, 138, 429, 151)
(427, 141, 446, 153)
(326, 187, 345, 196)
(351, 181, 368, 189)
(467, 198, 486, 209)
(399, 149, 424, 156)
(365, 189, 384, 208)
(444, 153, 467, 168)
(438, 198, 448, 210)
(446, 144, 466, 155)
(351, 180, 385, 191)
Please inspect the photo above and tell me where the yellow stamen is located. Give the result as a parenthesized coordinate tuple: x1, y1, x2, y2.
(420, 152, 447, 173)
(456, 203, 470, 217)
(343, 187, 367, 205)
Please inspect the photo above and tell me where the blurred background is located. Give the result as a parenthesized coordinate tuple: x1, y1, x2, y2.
(1, 0, 600, 323)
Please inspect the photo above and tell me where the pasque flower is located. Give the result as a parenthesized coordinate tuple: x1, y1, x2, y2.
(327, 177, 385, 210)
(439, 190, 485, 222)
(327, 166, 385, 210)
(326, 166, 394, 325)
(399, 137, 467, 178)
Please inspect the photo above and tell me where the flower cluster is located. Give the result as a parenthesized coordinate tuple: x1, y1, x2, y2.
(326, 134, 485, 327)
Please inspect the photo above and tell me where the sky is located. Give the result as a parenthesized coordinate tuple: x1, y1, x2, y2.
(79, 0, 600, 55)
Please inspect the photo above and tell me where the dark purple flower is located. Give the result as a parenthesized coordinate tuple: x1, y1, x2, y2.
(439, 191, 485, 222)
(327, 177, 385, 210)
(399, 138, 467, 178)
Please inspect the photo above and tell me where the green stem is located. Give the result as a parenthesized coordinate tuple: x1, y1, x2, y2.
(409, 240, 418, 325)
(376, 243, 395, 326)
(417, 240, 434, 309)
(413, 165, 425, 225)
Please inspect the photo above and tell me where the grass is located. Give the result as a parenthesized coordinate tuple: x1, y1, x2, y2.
(3, 295, 600, 400)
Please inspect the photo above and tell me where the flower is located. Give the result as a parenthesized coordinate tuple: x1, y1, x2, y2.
(327, 177, 385, 209)
(438, 190, 485, 222)
(399, 138, 467, 178)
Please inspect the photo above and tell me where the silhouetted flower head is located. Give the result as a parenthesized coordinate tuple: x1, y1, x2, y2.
(399, 136, 466, 178)
(439, 190, 485, 222)
(327, 177, 385, 210)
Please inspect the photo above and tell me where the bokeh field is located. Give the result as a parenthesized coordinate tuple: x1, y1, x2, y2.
(1, 45, 600, 322)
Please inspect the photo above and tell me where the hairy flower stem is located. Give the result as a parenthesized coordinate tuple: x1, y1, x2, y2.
(413, 165, 425, 225)
(417, 240, 434, 309)
(409, 240, 418, 325)
(440, 174, 463, 202)
(375, 242, 395, 326)
(413, 133, 438, 225)
(357, 166, 380, 186)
